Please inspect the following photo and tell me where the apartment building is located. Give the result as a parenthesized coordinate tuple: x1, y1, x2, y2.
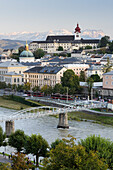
(24, 66, 67, 89)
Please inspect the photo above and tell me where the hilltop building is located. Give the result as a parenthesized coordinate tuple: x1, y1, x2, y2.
(29, 23, 100, 53)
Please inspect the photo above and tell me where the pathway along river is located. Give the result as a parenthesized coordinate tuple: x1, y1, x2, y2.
(0, 107, 113, 154)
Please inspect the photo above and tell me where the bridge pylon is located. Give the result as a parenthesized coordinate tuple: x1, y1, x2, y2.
(57, 113, 69, 129)
(5, 120, 14, 137)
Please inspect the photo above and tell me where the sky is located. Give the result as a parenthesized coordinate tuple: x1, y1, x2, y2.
(0, 0, 113, 38)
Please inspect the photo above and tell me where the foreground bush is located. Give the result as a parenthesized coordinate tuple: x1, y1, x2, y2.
(79, 135, 113, 169)
(43, 136, 108, 170)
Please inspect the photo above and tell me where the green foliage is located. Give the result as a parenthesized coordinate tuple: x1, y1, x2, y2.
(11, 152, 34, 170)
(61, 69, 79, 94)
(33, 48, 45, 59)
(85, 45, 92, 49)
(40, 85, 53, 95)
(43, 135, 108, 170)
(57, 46, 63, 51)
(0, 126, 6, 147)
(99, 36, 110, 47)
(24, 134, 49, 166)
(23, 82, 31, 91)
(3, 95, 39, 107)
(32, 85, 40, 92)
(103, 57, 112, 73)
(53, 83, 67, 94)
(79, 71, 86, 82)
(90, 74, 101, 82)
(0, 162, 11, 170)
(79, 135, 113, 169)
(51, 139, 64, 149)
(0, 81, 7, 89)
(8, 130, 27, 152)
(109, 41, 113, 53)
(18, 46, 25, 55)
(86, 77, 94, 96)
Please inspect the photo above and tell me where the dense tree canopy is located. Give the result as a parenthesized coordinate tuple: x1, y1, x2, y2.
(33, 48, 45, 59)
(8, 130, 27, 152)
(99, 36, 110, 47)
(57, 46, 63, 51)
(24, 134, 49, 166)
(103, 58, 112, 73)
(43, 136, 108, 170)
(79, 135, 113, 169)
(0, 126, 6, 147)
(90, 74, 101, 82)
(61, 69, 79, 93)
(79, 70, 86, 82)
(18, 46, 25, 55)
(85, 45, 92, 49)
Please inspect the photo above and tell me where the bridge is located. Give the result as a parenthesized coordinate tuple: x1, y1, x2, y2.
(3, 98, 108, 136)
(4, 106, 78, 136)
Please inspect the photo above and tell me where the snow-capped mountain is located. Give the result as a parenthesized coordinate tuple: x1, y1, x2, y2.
(0, 29, 105, 41)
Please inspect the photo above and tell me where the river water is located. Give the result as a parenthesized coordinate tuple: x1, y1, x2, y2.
(0, 107, 113, 156)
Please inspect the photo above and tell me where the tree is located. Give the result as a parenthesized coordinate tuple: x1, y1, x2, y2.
(79, 70, 86, 82)
(86, 77, 94, 99)
(61, 69, 79, 90)
(33, 49, 45, 59)
(8, 130, 27, 152)
(85, 45, 92, 49)
(57, 46, 63, 51)
(99, 36, 110, 47)
(103, 57, 112, 73)
(51, 138, 64, 149)
(23, 82, 31, 91)
(90, 74, 101, 82)
(109, 41, 113, 53)
(32, 85, 40, 92)
(24, 134, 49, 167)
(0, 163, 11, 170)
(11, 152, 34, 170)
(18, 46, 25, 55)
(79, 135, 113, 169)
(0, 126, 6, 147)
(43, 135, 108, 170)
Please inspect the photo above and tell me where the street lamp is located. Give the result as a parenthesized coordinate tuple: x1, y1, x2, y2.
(66, 87, 68, 102)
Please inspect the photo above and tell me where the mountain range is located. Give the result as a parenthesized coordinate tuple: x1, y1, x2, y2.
(0, 29, 105, 51)
(0, 29, 105, 41)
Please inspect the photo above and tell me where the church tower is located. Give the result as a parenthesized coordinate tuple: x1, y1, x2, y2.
(74, 23, 81, 40)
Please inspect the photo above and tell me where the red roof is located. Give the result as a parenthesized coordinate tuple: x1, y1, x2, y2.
(74, 23, 81, 33)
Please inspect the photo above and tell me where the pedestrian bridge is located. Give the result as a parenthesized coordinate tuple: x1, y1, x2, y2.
(0, 106, 77, 122)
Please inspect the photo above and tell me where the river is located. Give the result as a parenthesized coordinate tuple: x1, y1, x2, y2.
(0, 107, 113, 156)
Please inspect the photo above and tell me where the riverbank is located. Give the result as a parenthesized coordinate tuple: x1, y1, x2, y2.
(0, 96, 30, 110)
(68, 111, 113, 126)
(52, 111, 113, 126)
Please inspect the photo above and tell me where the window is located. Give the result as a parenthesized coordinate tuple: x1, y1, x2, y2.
(17, 78, 19, 83)
(111, 82, 113, 85)
(106, 76, 108, 79)
(14, 78, 16, 83)
(105, 81, 108, 85)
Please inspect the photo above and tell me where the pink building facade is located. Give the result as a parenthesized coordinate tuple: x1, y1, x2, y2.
(103, 71, 113, 89)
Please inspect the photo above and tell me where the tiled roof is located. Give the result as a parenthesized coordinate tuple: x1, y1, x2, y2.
(0, 61, 25, 67)
(24, 66, 65, 74)
(24, 66, 43, 73)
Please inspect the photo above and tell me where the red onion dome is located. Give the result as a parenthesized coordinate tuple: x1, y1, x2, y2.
(74, 23, 81, 33)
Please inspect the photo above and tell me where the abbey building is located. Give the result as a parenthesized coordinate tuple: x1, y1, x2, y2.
(29, 23, 100, 53)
